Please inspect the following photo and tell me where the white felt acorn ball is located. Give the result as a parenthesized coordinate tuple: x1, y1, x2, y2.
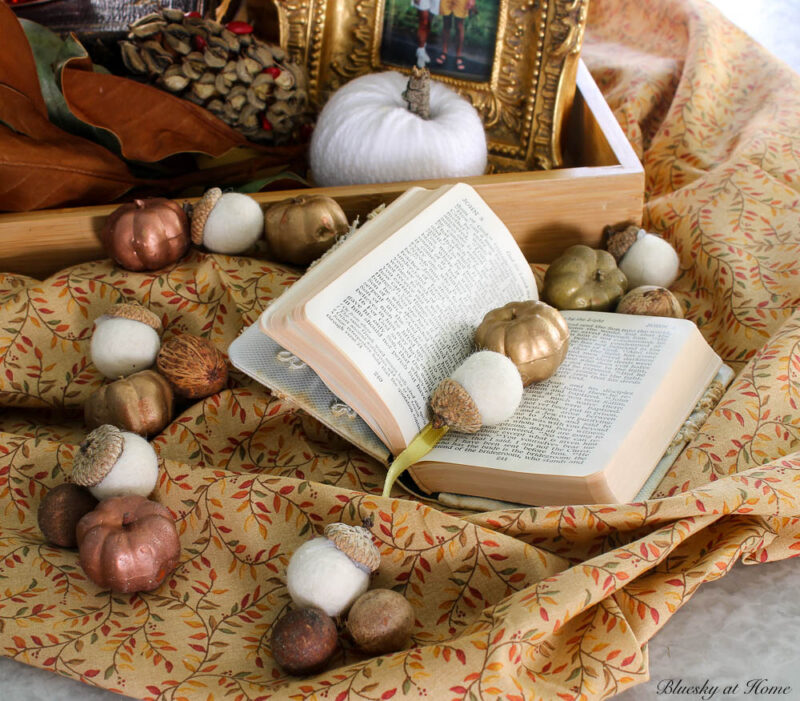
(191, 188, 264, 254)
(430, 351, 523, 432)
(606, 224, 680, 289)
(309, 69, 487, 187)
(71, 424, 159, 501)
(91, 303, 162, 379)
(286, 521, 380, 617)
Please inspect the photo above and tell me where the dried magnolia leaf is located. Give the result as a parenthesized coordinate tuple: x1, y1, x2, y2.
(0, 3, 47, 116)
(0, 85, 137, 211)
(61, 63, 249, 163)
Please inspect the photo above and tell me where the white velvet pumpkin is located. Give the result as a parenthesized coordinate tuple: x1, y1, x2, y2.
(309, 71, 488, 187)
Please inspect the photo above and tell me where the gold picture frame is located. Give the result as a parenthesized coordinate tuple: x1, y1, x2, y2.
(270, 0, 588, 171)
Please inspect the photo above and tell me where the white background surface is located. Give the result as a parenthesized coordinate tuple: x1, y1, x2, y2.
(1, 0, 799, 699)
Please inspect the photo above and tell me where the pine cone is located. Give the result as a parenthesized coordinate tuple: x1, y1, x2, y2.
(119, 10, 312, 144)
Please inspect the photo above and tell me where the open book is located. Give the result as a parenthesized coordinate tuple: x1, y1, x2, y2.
(229, 183, 724, 506)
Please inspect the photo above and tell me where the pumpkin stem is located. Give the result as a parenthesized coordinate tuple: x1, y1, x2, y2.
(403, 67, 431, 120)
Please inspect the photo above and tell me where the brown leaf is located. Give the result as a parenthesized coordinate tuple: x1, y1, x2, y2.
(0, 3, 47, 116)
(61, 59, 249, 163)
(0, 85, 138, 211)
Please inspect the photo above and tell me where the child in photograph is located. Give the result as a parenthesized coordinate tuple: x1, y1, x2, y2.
(412, 0, 440, 66)
(435, 0, 475, 71)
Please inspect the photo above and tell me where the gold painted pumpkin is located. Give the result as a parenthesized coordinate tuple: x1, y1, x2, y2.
(84, 370, 173, 436)
(542, 245, 628, 311)
(103, 198, 190, 272)
(475, 300, 570, 386)
(76, 495, 180, 593)
(264, 195, 349, 265)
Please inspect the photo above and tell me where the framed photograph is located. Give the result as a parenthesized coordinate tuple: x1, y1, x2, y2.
(271, 0, 589, 170)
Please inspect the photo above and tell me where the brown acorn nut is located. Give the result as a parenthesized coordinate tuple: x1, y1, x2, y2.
(270, 607, 338, 675)
(103, 198, 190, 272)
(156, 334, 228, 399)
(264, 195, 349, 265)
(84, 369, 173, 435)
(37, 483, 99, 548)
(474, 300, 569, 386)
(347, 588, 414, 655)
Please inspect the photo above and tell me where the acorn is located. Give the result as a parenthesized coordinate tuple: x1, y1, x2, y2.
(605, 223, 680, 289)
(71, 424, 160, 501)
(37, 483, 99, 548)
(430, 351, 523, 432)
(286, 520, 381, 617)
(156, 334, 228, 399)
(90, 303, 162, 379)
(191, 188, 264, 254)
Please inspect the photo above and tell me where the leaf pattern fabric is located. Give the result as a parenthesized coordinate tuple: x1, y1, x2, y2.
(1, 1, 799, 698)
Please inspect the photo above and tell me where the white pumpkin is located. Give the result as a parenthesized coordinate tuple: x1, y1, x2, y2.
(309, 71, 488, 187)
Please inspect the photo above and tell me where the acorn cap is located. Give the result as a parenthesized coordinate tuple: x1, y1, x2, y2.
(429, 377, 482, 433)
(323, 522, 381, 573)
(191, 187, 222, 245)
(604, 223, 640, 262)
(72, 424, 124, 487)
(104, 303, 163, 333)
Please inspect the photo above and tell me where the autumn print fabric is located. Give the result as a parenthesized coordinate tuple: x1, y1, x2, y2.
(1, 0, 800, 698)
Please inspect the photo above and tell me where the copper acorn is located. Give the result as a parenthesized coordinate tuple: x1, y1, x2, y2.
(76, 495, 181, 593)
(37, 483, 99, 548)
(103, 198, 190, 272)
(264, 195, 349, 265)
(85, 369, 174, 435)
(156, 334, 228, 399)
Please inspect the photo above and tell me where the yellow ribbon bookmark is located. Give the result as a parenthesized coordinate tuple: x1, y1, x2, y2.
(382, 422, 450, 498)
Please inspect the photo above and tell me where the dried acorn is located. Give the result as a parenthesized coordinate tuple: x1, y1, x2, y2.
(156, 334, 228, 399)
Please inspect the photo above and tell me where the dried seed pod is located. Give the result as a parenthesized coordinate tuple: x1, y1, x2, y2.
(163, 28, 191, 55)
(156, 334, 228, 399)
(191, 81, 217, 101)
(161, 8, 184, 22)
(238, 104, 260, 128)
(130, 19, 165, 38)
(220, 28, 240, 52)
(204, 46, 228, 68)
(616, 285, 684, 318)
(120, 41, 147, 74)
(246, 86, 266, 110)
(227, 85, 247, 110)
(131, 12, 164, 28)
(215, 72, 233, 95)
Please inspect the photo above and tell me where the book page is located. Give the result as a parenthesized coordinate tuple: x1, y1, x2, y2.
(425, 312, 720, 478)
(305, 183, 537, 447)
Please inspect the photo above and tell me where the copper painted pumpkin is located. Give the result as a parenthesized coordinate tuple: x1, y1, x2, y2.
(103, 198, 190, 271)
(542, 245, 628, 311)
(76, 495, 180, 593)
(475, 301, 570, 386)
(264, 195, 349, 265)
(84, 369, 173, 435)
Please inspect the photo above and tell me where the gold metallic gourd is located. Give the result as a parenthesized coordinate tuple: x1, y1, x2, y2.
(263, 195, 349, 265)
(474, 300, 570, 386)
(84, 369, 173, 436)
(542, 244, 628, 311)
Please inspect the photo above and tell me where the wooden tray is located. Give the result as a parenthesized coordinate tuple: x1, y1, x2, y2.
(0, 61, 643, 278)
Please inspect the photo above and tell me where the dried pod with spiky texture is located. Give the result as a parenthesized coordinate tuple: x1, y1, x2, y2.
(156, 334, 228, 399)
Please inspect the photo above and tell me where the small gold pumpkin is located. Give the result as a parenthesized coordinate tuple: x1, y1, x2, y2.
(263, 195, 349, 265)
(542, 245, 628, 311)
(84, 370, 173, 436)
(475, 301, 570, 386)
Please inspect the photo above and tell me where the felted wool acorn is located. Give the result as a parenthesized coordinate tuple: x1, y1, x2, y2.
(286, 520, 380, 617)
(90, 303, 162, 379)
(605, 223, 680, 289)
(71, 424, 159, 501)
(191, 188, 264, 254)
(309, 68, 487, 187)
(382, 351, 523, 497)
